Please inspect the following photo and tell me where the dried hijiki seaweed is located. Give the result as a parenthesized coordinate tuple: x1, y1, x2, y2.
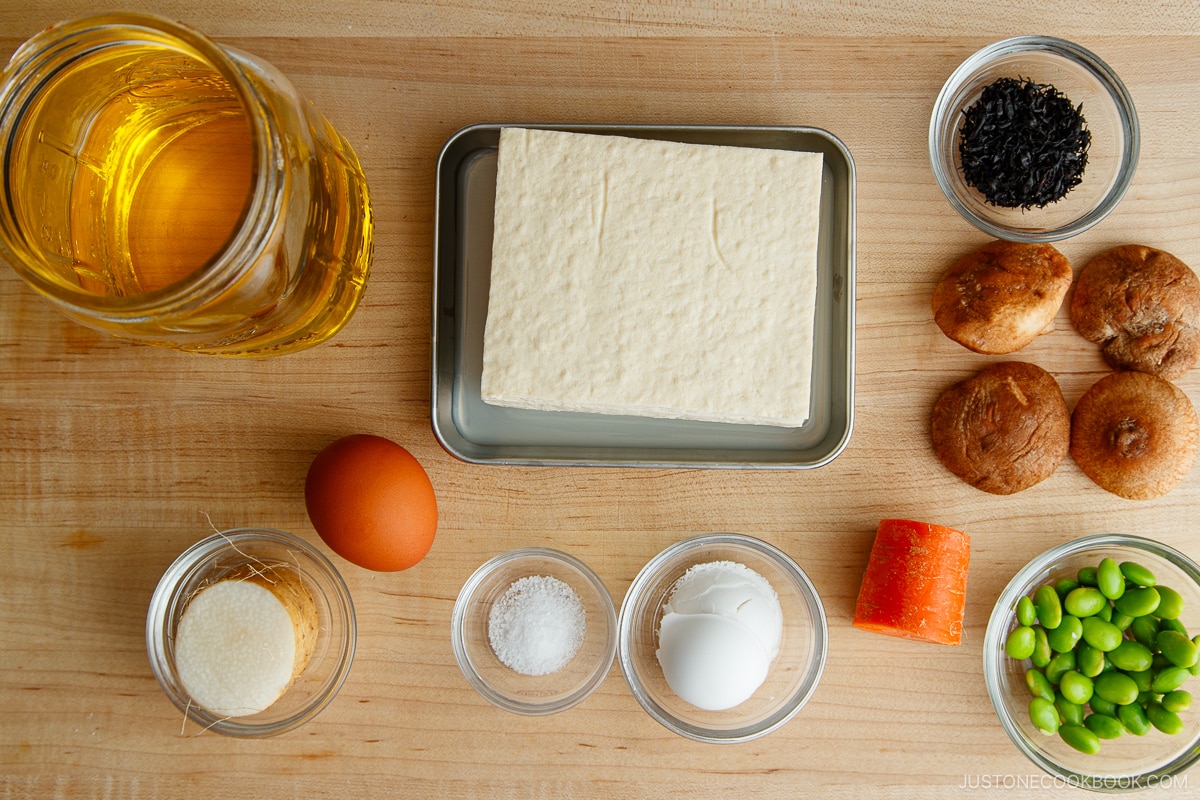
(959, 77, 1091, 209)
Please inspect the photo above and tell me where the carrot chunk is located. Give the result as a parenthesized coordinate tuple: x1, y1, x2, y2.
(852, 519, 971, 646)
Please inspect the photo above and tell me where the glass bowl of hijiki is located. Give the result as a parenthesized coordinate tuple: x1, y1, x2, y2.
(984, 534, 1200, 790)
(146, 528, 356, 737)
(929, 35, 1139, 243)
(451, 547, 618, 715)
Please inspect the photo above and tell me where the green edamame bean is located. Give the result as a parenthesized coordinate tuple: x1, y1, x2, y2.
(1025, 668, 1055, 702)
(1112, 612, 1134, 631)
(1047, 615, 1083, 653)
(1089, 695, 1117, 716)
(1115, 587, 1161, 618)
(1076, 643, 1105, 678)
(1035, 584, 1063, 630)
(1131, 615, 1161, 649)
(1107, 640, 1154, 672)
(1006, 626, 1037, 660)
(1137, 690, 1156, 705)
(1093, 671, 1139, 706)
(1031, 626, 1052, 669)
(1055, 578, 1081, 598)
(1118, 702, 1152, 736)
(1084, 712, 1125, 740)
(1129, 668, 1153, 693)
(1046, 651, 1076, 684)
(1157, 630, 1199, 669)
(1152, 666, 1191, 694)
(1064, 587, 1107, 618)
(1029, 696, 1060, 735)
(1081, 616, 1122, 652)
(1097, 557, 1125, 600)
(1120, 561, 1157, 587)
(1059, 670, 1094, 705)
(1153, 653, 1171, 670)
(1146, 702, 1184, 735)
(1016, 596, 1038, 628)
(1076, 566, 1099, 587)
(1096, 602, 1113, 622)
(1191, 636, 1200, 676)
(1162, 690, 1192, 713)
(1059, 723, 1101, 754)
(1160, 619, 1189, 638)
(1156, 586, 1184, 621)
(1056, 692, 1084, 727)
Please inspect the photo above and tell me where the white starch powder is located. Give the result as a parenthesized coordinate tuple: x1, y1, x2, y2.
(487, 575, 586, 676)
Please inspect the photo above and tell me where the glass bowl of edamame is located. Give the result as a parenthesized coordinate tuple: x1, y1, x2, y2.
(984, 534, 1200, 791)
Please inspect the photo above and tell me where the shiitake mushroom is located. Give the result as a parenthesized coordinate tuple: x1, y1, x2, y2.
(932, 240, 1073, 355)
(1071, 245, 1200, 381)
(1070, 371, 1199, 500)
(931, 361, 1071, 494)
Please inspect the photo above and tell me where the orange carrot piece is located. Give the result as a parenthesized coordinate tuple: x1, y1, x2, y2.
(852, 519, 971, 646)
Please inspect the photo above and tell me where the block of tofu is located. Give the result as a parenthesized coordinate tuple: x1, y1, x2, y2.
(481, 128, 823, 427)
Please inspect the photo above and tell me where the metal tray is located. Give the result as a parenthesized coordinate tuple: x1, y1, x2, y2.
(431, 123, 856, 468)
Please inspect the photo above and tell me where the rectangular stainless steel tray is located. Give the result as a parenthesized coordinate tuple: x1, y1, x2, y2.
(432, 123, 855, 468)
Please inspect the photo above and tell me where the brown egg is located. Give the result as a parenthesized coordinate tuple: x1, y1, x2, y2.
(304, 434, 438, 571)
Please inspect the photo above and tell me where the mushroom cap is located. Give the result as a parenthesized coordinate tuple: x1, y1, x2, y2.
(932, 240, 1073, 355)
(1070, 371, 1199, 500)
(931, 361, 1071, 494)
(1070, 244, 1200, 380)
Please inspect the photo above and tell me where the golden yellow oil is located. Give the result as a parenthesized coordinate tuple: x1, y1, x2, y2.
(6, 38, 372, 355)
(124, 112, 254, 294)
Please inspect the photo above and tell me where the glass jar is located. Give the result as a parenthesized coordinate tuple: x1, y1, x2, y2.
(0, 13, 373, 356)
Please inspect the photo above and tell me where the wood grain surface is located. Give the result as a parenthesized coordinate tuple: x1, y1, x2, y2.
(2, 2, 1199, 797)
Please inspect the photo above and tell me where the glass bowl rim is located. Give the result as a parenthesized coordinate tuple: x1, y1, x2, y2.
(616, 532, 829, 743)
(450, 546, 619, 716)
(928, 34, 1140, 243)
(983, 533, 1200, 789)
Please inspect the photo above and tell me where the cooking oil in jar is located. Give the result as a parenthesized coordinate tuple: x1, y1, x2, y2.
(0, 15, 373, 355)
(39, 48, 257, 297)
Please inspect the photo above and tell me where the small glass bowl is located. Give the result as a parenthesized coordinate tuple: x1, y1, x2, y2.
(451, 547, 618, 715)
(618, 533, 827, 743)
(146, 528, 356, 737)
(985, 534, 1200, 790)
(930, 35, 1139, 242)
